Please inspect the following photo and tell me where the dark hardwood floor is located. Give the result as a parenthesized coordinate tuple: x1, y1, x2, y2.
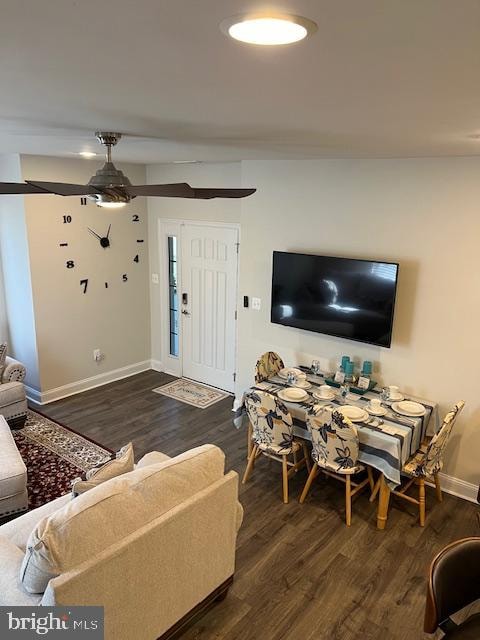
(33, 371, 479, 640)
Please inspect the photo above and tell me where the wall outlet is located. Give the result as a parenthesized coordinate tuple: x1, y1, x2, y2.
(93, 349, 103, 362)
(251, 297, 261, 311)
(151, 273, 159, 284)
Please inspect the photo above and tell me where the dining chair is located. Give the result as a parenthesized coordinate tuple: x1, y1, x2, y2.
(242, 390, 310, 504)
(246, 351, 286, 458)
(370, 401, 465, 526)
(424, 537, 480, 637)
(300, 406, 374, 526)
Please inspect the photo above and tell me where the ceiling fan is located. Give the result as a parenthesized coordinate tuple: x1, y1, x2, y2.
(0, 132, 256, 208)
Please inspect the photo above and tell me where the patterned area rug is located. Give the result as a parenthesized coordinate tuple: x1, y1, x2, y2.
(152, 378, 230, 409)
(12, 410, 112, 511)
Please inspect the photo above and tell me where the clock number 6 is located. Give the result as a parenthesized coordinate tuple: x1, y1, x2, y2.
(122, 274, 128, 282)
(80, 279, 88, 294)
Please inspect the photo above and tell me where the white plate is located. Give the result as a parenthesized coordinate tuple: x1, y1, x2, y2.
(294, 379, 312, 389)
(277, 388, 308, 403)
(366, 404, 388, 416)
(338, 405, 369, 423)
(391, 401, 426, 417)
(312, 390, 336, 401)
(278, 368, 307, 379)
(388, 393, 404, 402)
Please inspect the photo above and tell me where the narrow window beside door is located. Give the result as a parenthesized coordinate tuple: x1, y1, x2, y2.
(168, 236, 179, 357)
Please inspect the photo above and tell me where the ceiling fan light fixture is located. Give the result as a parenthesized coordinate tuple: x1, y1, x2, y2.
(96, 200, 127, 209)
(78, 151, 97, 158)
(221, 14, 317, 45)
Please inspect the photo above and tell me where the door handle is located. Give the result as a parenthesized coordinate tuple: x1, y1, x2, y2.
(181, 309, 190, 316)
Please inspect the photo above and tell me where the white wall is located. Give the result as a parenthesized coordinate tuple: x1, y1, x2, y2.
(19, 155, 150, 398)
(239, 158, 479, 488)
(147, 162, 242, 367)
(0, 154, 40, 388)
(146, 157, 480, 490)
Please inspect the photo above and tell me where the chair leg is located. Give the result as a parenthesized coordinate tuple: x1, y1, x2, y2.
(282, 455, 289, 504)
(247, 421, 253, 459)
(345, 475, 352, 526)
(367, 467, 375, 493)
(292, 447, 298, 471)
(242, 445, 258, 485)
(302, 442, 311, 473)
(369, 475, 382, 502)
(299, 463, 318, 504)
(418, 478, 426, 526)
(434, 473, 443, 502)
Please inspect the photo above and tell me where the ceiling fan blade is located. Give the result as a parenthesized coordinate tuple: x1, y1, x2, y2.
(0, 182, 49, 194)
(26, 181, 101, 196)
(126, 183, 195, 198)
(192, 188, 256, 199)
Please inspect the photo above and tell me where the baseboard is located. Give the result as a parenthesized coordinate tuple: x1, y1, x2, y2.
(26, 360, 152, 405)
(436, 472, 478, 503)
(151, 359, 164, 372)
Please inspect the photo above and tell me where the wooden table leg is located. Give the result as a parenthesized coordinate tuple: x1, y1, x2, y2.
(377, 474, 391, 530)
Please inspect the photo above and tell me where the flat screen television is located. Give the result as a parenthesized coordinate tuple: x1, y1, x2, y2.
(271, 251, 399, 348)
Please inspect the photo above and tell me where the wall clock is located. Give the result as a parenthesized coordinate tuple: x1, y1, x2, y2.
(58, 203, 144, 294)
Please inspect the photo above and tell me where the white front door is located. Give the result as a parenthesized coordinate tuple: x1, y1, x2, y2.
(181, 224, 238, 392)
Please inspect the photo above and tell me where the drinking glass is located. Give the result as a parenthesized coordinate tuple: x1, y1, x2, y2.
(381, 387, 390, 402)
(287, 371, 297, 386)
(311, 360, 321, 376)
(339, 383, 349, 404)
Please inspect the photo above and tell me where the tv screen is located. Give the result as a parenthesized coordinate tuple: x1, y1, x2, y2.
(271, 252, 399, 348)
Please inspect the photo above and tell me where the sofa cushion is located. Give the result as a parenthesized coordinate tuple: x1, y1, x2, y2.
(71, 442, 134, 496)
(20, 444, 225, 594)
(0, 494, 71, 552)
(0, 534, 42, 606)
(136, 451, 171, 468)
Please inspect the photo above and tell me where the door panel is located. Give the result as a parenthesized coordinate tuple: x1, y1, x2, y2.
(181, 224, 238, 392)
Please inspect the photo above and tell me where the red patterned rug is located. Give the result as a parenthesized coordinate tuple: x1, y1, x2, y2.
(12, 410, 112, 511)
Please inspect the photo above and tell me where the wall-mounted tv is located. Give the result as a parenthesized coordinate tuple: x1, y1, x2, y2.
(271, 251, 399, 348)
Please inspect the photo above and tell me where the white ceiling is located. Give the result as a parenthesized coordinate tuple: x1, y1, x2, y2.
(1, 0, 480, 163)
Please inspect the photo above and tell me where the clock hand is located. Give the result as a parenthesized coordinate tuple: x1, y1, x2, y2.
(106, 224, 111, 239)
(87, 227, 102, 241)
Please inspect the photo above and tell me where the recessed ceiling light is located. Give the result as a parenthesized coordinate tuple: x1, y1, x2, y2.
(78, 151, 97, 158)
(173, 160, 199, 164)
(221, 14, 317, 46)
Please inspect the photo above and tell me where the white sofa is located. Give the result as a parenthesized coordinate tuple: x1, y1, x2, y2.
(0, 444, 243, 640)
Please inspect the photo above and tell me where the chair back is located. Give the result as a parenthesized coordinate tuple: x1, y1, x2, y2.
(245, 390, 293, 453)
(424, 537, 480, 633)
(306, 406, 360, 473)
(422, 401, 465, 476)
(254, 351, 285, 384)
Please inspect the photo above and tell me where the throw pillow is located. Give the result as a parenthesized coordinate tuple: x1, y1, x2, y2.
(71, 442, 134, 497)
(0, 342, 7, 377)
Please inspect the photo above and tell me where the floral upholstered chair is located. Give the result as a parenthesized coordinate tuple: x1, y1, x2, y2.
(242, 390, 310, 503)
(300, 406, 374, 526)
(254, 351, 285, 384)
(370, 401, 465, 527)
(245, 351, 285, 459)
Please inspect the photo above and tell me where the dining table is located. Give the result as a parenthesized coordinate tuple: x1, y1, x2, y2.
(233, 366, 439, 530)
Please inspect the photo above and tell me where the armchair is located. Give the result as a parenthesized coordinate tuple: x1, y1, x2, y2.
(0, 356, 27, 429)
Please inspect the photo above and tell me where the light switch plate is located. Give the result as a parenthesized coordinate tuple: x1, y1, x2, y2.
(151, 273, 159, 284)
(251, 297, 261, 311)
